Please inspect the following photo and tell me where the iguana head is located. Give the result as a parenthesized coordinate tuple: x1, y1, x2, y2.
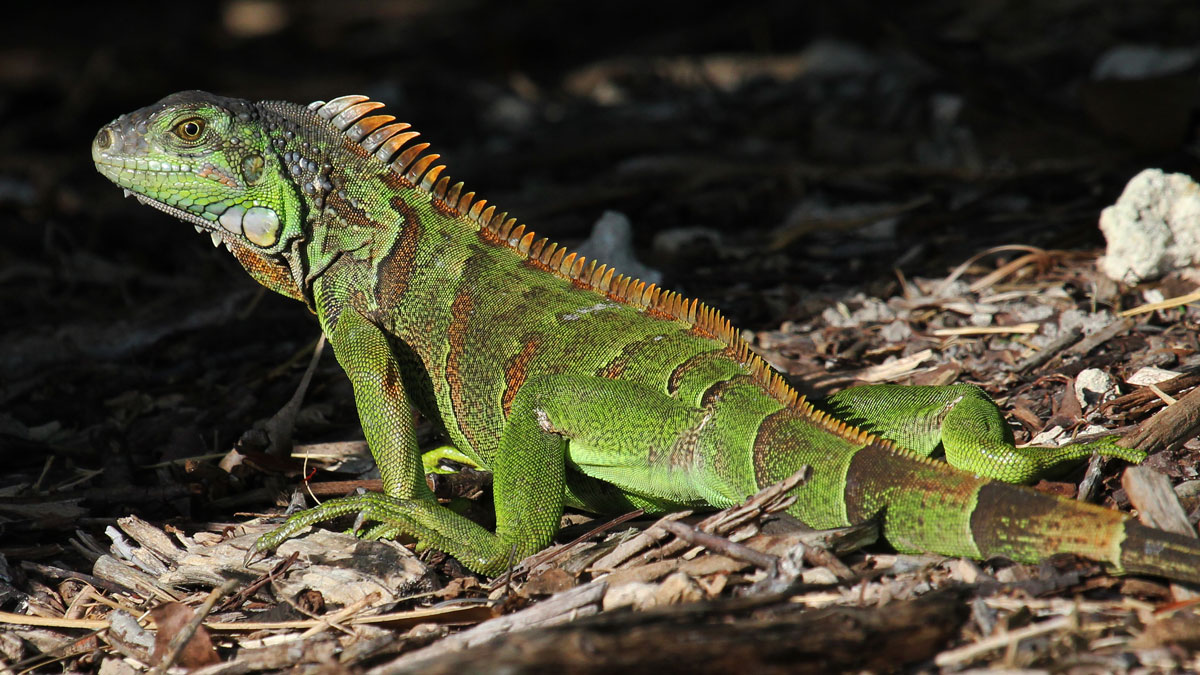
(92, 91, 309, 299)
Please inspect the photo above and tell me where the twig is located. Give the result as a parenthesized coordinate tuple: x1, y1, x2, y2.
(277, 333, 326, 460)
(589, 512, 691, 571)
(802, 545, 855, 581)
(649, 467, 810, 562)
(1119, 287, 1200, 317)
(299, 591, 380, 639)
(494, 508, 646, 588)
(217, 551, 298, 613)
(1077, 453, 1106, 503)
(1124, 466, 1196, 537)
(855, 349, 933, 383)
(0, 611, 107, 630)
(1102, 369, 1200, 420)
(1123, 466, 1200, 601)
(967, 250, 1051, 293)
(1149, 384, 1178, 406)
(19, 561, 131, 596)
(1065, 317, 1134, 359)
(373, 581, 608, 673)
(931, 324, 1039, 336)
(1014, 324, 1082, 373)
(0, 604, 497, 633)
(933, 244, 1046, 297)
(656, 520, 780, 571)
(934, 614, 1073, 667)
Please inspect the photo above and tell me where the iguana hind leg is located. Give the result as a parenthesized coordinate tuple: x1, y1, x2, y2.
(823, 383, 1145, 483)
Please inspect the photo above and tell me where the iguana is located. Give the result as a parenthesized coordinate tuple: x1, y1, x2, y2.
(92, 91, 1200, 581)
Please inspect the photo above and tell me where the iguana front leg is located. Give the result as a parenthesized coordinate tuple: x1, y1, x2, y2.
(255, 310, 710, 574)
(823, 383, 1145, 483)
(253, 306, 540, 572)
(253, 307, 436, 548)
(258, 368, 574, 575)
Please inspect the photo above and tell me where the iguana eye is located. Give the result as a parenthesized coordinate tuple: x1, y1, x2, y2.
(174, 118, 205, 141)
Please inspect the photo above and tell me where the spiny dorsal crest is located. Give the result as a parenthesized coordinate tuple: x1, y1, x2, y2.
(304, 95, 878, 437)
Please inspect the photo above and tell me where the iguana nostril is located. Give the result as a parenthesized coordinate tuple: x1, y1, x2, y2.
(94, 128, 113, 151)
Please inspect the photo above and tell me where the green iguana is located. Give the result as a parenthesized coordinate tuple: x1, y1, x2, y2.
(92, 91, 1200, 581)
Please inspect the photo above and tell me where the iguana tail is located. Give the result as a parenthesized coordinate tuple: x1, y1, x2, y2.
(772, 438, 1200, 583)
(1120, 520, 1200, 582)
(862, 444, 1200, 583)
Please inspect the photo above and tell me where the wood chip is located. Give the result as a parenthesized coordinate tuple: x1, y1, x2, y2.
(857, 349, 934, 382)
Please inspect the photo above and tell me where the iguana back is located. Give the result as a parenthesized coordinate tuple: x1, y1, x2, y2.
(93, 91, 1200, 580)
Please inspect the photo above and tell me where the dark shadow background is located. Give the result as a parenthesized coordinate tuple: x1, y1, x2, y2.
(1, 0, 1197, 555)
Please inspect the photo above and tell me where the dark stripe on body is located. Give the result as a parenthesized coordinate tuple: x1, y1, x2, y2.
(444, 284, 478, 449)
(752, 407, 793, 488)
(501, 337, 541, 415)
(699, 374, 752, 409)
(374, 195, 423, 309)
(667, 347, 738, 396)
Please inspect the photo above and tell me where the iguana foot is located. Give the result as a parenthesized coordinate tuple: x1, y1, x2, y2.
(358, 522, 404, 541)
(253, 492, 527, 574)
(1051, 434, 1146, 466)
(254, 492, 408, 553)
(947, 432, 1147, 483)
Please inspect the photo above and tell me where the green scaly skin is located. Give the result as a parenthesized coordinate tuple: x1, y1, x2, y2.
(93, 91, 1199, 581)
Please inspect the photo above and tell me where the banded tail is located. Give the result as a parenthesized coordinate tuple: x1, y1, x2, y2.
(782, 438, 1200, 583)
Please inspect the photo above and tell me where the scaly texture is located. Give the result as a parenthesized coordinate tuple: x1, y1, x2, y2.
(93, 91, 1199, 580)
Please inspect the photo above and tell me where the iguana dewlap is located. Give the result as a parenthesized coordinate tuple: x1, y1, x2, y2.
(93, 91, 1200, 580)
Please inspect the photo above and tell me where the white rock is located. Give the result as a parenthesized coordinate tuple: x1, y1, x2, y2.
(1029, 425, 1066, 446)
(1099, 169, 1200, 284)
(1075, 368, 1118, 409)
